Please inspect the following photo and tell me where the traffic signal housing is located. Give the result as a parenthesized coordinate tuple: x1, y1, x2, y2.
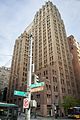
(32, 74, 40, 84)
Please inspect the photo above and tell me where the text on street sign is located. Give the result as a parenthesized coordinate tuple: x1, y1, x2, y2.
(14, 90, 27, 97)
(30, 82, 45, 89)
(31, 86, 44, 93)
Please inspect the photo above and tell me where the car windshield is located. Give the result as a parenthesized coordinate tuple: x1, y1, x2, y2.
(68, 108, 74, 114)
(68, 107, 80, 115)
(74, 108, 80, 114)
(0, 108, 8, 116)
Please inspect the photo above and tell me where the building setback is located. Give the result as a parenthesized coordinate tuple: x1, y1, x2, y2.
(7, 1, 78, 116)
(68, 35, 80, 99)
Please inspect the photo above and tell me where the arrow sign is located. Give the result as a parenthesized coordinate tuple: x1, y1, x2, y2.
(30, 82, 45, 89)
(14, 90, 27, 97)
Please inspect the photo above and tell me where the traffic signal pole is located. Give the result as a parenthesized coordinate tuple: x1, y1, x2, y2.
(25, 34, 33, 120)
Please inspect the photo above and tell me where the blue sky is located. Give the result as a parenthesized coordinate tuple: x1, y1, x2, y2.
(0, 0, 80, 67)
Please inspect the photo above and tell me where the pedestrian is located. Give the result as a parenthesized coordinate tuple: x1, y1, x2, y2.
(18, 108, 21, 116)
(61, 112, 64, 117)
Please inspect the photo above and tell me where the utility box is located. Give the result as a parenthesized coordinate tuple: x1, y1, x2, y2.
(30, 100, 37, 108)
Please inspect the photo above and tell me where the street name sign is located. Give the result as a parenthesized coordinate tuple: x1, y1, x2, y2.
(14, 90, 27, 97)
(31, 86, 44, 93)
(14, 82, 45, 97)
(30, 82, 45, 89)
(23, 98, 29, 109)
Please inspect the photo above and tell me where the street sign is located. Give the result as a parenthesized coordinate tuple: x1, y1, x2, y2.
(30, 82, 45, 89)
(14, 82, 45, 97)
(23, 98, 29, 109)
(31, 86, 44, 93)
(14, 90, 27, 97)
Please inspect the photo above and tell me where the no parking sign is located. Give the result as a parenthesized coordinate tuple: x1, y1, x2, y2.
(23, 98, 29, 109)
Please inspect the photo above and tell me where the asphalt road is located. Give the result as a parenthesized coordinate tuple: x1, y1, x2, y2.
(17, 113, 73, 120)
(17, 115, 73, 120)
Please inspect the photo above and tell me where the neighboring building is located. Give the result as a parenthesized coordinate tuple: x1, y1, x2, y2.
(0, 66, 10, 90)
(7, 1, 78, 116)
(68, 35, 80, 99)
(7, 32, 29, 108)
(0, 66, 10, 101)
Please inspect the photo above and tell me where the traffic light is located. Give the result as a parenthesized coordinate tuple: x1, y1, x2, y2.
(34, 74, 39, 83)
(32, 74, 39, 84)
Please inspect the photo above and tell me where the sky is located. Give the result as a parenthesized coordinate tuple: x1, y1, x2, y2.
(0, 0, 80, 67)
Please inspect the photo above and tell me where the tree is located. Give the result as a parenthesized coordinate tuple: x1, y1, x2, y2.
(62, 96, 80, 114)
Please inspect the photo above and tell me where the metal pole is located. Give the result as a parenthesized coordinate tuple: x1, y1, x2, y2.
(25, 33, 33, 120)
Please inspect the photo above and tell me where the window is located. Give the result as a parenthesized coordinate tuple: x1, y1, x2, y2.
(54, 86, 58, 92)
(44, 71, 45, 75)
(71, 47, 73, 50)
(37, 94, 40, 98)
(53, 77, 57, 82)
(66, 81, 70, 86)
(46, 84, 48, 90)
(61, 79, 64, 84)
(46, 70, 48, 74)
(62, 87, 65, 93)
(49, 85, 51, 89)
(68, 89, 71, 94)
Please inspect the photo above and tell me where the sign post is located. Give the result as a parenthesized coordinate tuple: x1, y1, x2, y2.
(25, 34, 33, 120)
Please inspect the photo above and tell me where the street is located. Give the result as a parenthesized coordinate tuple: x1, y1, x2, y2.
(17, 114, 73, 120)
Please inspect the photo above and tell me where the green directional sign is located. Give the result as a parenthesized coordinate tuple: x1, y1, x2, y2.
(14, 90, 27, 97)
(30, 82, 45, 89)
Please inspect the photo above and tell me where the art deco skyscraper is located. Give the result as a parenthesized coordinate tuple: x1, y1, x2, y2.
(7, 1, 78, 116)
(29, 1, 77, 115)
